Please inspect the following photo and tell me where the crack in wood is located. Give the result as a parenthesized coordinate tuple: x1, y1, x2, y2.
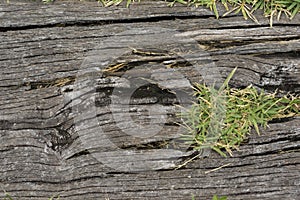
(65, 149, 90, 161)
(198, 36, 300, 50)
(120, 139, 177, 150)
(0, 14, 214, 32)
(22, 76, 75, 90)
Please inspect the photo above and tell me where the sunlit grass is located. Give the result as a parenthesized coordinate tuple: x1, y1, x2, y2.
(98, 0, 300, 25)
(180, 67, 300, 157)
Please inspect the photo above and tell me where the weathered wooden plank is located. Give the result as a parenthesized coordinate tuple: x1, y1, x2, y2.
(0, 0, 213, 29)
(0, 0, 299, 29)
(1, 119, 299, 199)
(0, 21, 299, 87)
(0, 0, 299, 199)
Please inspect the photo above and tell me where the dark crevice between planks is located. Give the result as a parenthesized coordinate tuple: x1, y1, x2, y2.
(230, 189, 283, 196)
(255, 50, 300, 59)
(210, 24, 270, 30)
(197, 36, 300, 50)
(0, 15, 214, 32)
(1, 16, 297, 33)
(95, 85, 180, 107)
(130, 83, 180, 105)
(120, 139, 177, 150)
(210, 23, 300, 30)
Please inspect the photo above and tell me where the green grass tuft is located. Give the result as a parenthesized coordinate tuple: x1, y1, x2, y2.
(171, 0, 300, 25)
(98, 0, 299, 25)
(180, 67, 300, 157)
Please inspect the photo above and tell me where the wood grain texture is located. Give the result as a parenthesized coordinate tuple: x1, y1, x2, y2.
(0, 0, 299, 199)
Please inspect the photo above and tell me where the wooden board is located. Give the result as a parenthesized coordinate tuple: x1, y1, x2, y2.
(0, 0, 299, 199)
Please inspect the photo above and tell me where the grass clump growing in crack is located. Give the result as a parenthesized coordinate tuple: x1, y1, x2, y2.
(180, 67, 300, 157)
(170, 0, 300, 25)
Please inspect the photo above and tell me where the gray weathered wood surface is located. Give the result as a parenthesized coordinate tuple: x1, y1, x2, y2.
(0, 0, 299, 199)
